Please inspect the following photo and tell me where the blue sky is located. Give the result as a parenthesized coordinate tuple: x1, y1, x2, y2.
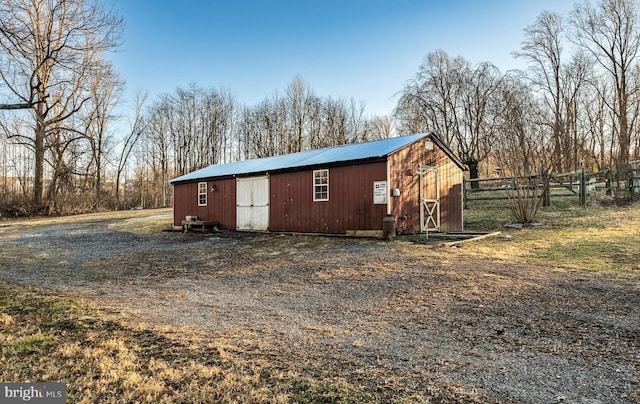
(110, 0, 577, 117)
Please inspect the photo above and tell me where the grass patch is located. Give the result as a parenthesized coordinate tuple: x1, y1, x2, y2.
(464, 196, 514, 231)
(2, 333, 58, 357)
(0, 208, 172, 233)
(288, 380, 378, 402)
(463, 192, 599, 231)
(107, 214, 174, 234)
(459, 196, 640, 274)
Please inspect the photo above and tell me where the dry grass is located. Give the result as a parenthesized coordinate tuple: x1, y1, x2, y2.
(0, 286, 380, 403)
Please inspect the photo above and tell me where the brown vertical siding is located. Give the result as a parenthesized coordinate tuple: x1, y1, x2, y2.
(388, 141, 422, 223)
(172, 178, 236, 229)
(270, 161, 388, 233)
(388, 138, 464, 232)
(434, 148, 464, 232)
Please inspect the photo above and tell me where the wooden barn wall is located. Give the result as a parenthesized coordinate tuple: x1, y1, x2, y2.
(172, 178, 237, 229)
(388, 139, 464, 232)
(270, 161, 388, 233)
(437, 148, 464, 232)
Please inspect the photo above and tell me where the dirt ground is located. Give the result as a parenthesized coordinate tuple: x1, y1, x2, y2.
(0, 211, 638, 403)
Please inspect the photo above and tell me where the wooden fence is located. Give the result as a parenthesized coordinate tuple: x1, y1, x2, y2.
(463, 168, 614, 208)
(630, 162, 640, 195)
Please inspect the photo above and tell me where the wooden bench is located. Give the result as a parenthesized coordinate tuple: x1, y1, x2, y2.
(181, 220, 219, 233)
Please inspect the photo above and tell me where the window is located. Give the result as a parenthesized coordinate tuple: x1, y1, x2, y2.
(198, 182, 207, 206)
(313, 169, 329, 201)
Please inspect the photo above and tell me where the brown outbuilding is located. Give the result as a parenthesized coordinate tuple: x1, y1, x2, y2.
(171, 132, 466, 234)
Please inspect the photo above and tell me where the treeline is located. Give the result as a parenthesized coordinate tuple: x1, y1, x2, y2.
(2, 0, 640, 216)
(137, 77, 391, 210)
(1, 76, 391, 215)
(396, 2, 640, 191)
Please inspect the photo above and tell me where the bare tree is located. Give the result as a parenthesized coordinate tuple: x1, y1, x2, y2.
(514, 11, 568, 171)
(456, 61, 503, 183)
(321, 97, 350, 147)
(395, 50, 502, 184)
(561, 52, 592, 170)
(306, 95, 323, 149)
(629, 65, 640, 160)
(238, 94, 286, 158)
(494, 75, 554, 223)
(82, 60, 124, 211)
(284, 75, 313, 153)
(367, 115, 395, 139)
(0, 115, 32, 208)
(582, 76, 614, 169)
(43, 124, 85, 214)
(115, 92, 147, 209)
(139, 84, 236, 208)
(144, 96, 175, 208)
(203, 87, 235, 165)
(161, 84, 236, 174)
(395, 50, 465, 142)
(0, 0, 123, 212)
(322, 97, 368, 146)
(570, 0, 640, 174)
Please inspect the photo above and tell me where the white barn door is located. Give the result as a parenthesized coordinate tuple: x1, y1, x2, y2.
(236, 176, 269, 231)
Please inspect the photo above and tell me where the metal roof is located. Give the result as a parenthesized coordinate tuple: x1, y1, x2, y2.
(171, 133, 431, 183)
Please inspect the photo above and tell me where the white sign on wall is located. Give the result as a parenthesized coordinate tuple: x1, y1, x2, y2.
(373, 181, 388, 204)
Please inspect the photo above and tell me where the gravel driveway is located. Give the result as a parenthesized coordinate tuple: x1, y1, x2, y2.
(0, 213, 638, 403)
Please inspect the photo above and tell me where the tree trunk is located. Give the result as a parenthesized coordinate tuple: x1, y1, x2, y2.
(466, 160, 480, 189)
(618, 95, 630, 177)
(115, 175, 121, 210)
(95, 154, 101, 212)
(33, 110, 46, 213)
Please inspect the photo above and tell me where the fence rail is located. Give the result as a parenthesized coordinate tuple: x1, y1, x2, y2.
(463, 168, 617, 207)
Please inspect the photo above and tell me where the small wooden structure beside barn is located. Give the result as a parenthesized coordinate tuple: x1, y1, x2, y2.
(171, 132, 466, 234)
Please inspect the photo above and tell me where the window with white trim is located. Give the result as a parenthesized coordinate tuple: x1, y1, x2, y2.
(198, 182, 207, 206)
(313, 169, 329, 201)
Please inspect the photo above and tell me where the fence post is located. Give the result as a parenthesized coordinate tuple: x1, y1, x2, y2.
(579, 167, 586, 206)
(630, 165, 637, 199)
(605, 167, 611, 196)
(463, 177, 467, 209)
(542, 171, 550, 207)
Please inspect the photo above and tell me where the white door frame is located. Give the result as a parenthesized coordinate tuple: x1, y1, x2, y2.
(236, 175, 269, 231)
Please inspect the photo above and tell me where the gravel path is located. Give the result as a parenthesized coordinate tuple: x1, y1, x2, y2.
(0, 214, 638, 403)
